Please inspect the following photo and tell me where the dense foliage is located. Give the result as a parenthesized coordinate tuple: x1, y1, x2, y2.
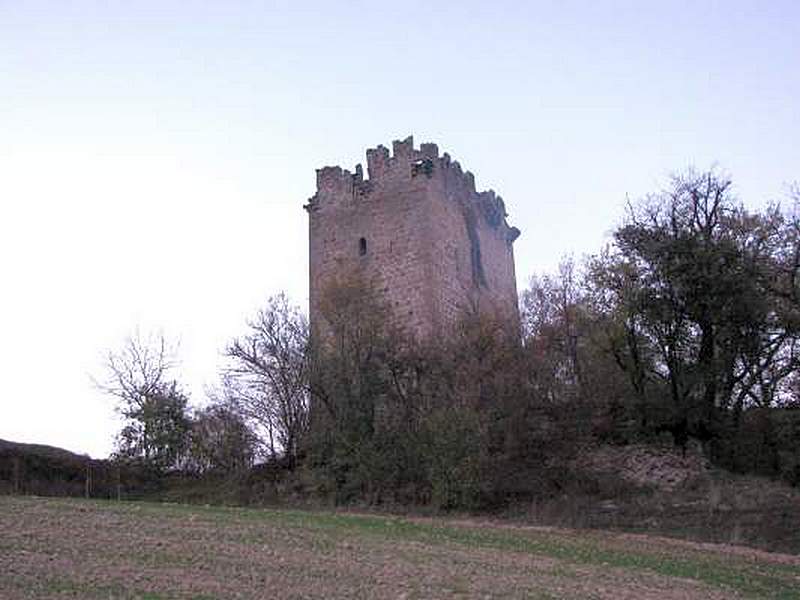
(95, 170, 800, 507)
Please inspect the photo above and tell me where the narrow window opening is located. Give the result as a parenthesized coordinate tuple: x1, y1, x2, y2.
(359, 237, 367, 256)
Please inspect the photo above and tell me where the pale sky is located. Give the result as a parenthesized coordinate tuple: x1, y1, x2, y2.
(1, 1, 798, 458)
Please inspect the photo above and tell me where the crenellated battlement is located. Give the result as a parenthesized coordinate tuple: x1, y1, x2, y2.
(306, 135, 519, 242)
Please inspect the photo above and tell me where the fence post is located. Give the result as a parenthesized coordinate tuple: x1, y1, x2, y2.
(116, 464, 122, 501)
(13, 457, 21, 495)
(85, 463, 92, 499)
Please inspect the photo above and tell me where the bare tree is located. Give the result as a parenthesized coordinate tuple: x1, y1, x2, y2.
(521, 256, 586, 391)
(96, 330, 176, 407)
(95, 330, 189, 471)
(224, 294, 309, 463)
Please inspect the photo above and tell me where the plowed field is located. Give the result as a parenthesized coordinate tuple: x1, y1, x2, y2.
(1, 496, 798, 599)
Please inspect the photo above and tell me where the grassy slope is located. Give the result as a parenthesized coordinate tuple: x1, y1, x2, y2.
(1, 496, 798, 599)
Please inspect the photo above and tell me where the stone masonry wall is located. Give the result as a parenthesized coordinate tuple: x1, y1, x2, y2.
(305, 136, 520, 342)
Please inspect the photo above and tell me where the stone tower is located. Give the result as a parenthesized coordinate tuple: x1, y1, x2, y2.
(305, 136, 520, 341)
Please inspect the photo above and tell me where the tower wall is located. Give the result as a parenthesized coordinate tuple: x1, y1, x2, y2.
(305, 136, 520, 342)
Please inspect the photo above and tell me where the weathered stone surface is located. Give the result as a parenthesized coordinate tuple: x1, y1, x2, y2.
(306, 136, 520, 340)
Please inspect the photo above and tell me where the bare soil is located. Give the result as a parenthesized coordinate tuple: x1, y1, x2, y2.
(1, 496, 797, 599)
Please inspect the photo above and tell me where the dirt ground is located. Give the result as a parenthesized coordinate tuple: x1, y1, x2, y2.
(1, 496, 798, 599)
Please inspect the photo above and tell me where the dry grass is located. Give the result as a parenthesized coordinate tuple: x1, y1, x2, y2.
(1, 496, 798, 599)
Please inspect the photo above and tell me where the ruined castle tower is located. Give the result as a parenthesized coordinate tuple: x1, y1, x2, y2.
(305, 136, 520, 341)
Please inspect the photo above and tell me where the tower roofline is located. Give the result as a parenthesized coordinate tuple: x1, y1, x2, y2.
(305, 135, 520, 243)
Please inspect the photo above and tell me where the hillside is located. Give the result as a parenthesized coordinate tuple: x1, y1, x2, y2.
(0, 438, 115, 497)
(0, 438, 89, 462)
